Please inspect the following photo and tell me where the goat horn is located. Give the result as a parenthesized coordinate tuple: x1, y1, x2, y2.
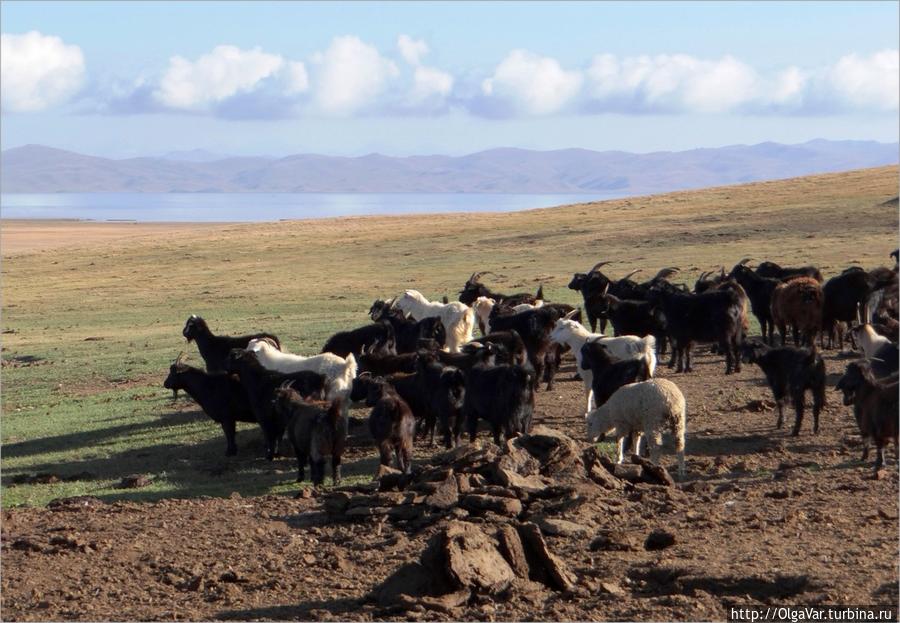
(719, 266, 726, 277)
(698, 271, 711, 282)
(174, 351, 186, 365)
(737, 257, 753, 266)
(654, 267, 679, 280)
(620, 269, 642, 281)
(589, 261, 611, 273)
(602, 282, 610, 295)
(563, 309, 579, 320)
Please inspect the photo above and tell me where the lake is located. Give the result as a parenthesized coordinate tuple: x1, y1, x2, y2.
(0, 192, 625, 222)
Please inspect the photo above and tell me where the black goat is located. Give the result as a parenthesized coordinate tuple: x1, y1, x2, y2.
(224, 348, 327, 460)
(463, 344, 535, 445)
(321, 321, 395, 358)
(162, 355, 255, 456)
(369, 302, 446, 353)
(357, 348, 420, 376)
(414, 353, 467, 448)
(458, 271, 543, 306)
(729, 261, 781, 345)
(594, 286, 668, 356)
(569, 262, 646, 333)
(820, 268, 875, 349)
(351, 370, 436, 443)
(486, 306, 558, 390)
(755, 261, 823, 283)
(182, 315, 280, 373)
(271, 388, 346, 485)
(474, 330, 529, 367)
(741, 339, 826, 436)
(648, 283, 744, 374)
(579, 341, 651, 407)
(835, 362, 899, 472)
(365, 378, 416, 474)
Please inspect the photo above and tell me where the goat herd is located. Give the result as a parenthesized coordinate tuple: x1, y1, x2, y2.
(163, 253, 900, 490)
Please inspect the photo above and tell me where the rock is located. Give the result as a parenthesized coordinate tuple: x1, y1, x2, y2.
(47, 496, 104, 511)
(416, 589, 471, 615)
(517, 522, 576, 592)
(535, 516, 590, 538)
(374, 464, 402, 479)
(630, 455, 675, 487)
(118, 474, 151, 489)
(612, 463, 643, 482)
(589, 530, 639, 552)
(495, 525, 530, 579)
(471, 484, 519, 499)
(323, 492, 352, 515)
(514, 426, 584, 477)
(455, 473, 471, 494)
(424, 474, 459, 509)
(644, 529, 676, 551)
(378, 471, 413, 492)
(583, 448, 624, 489)
(459, 494, 522, 517)
(490, 466, 548, 497)
(388, 505, 427, 522)
(374, 562, 435, 607)
(296, 487, 314, 499)
(10, 538, 42, 552)
(764, 489, 790, 500)
(599, 581, 627, 597)
(497, 440, 541, 476)
(442, 521, 516, 594)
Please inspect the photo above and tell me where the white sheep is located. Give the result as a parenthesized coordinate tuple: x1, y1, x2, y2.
(585, 378, 686, 478)
(392, 289, 475, 353)
(472, 296, 545, 335)
(850, 323, 893, 359)
(549, 314, 656, 411)
(246, 339, 357, 402)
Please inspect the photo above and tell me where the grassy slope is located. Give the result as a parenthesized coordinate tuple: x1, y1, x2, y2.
(2, 165, 897, 507)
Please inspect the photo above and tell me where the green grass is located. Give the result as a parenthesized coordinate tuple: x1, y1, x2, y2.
(3, 165, 897, 506)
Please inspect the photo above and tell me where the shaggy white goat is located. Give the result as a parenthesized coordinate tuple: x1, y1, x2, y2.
(850, 324, 893, 359)
(392, 290, 475, 353)
(472, 296, 544, 335)
(549, 315, 656, 411)
(246, 339, 357, 401)
(585, 378, 686, 478)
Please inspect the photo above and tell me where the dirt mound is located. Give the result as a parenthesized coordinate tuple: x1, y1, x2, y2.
(318, 426, 669, 535)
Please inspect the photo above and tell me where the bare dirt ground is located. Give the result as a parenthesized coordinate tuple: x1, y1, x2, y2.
(3, 347, 898, 621)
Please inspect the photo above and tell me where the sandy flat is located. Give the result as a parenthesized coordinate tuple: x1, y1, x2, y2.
(0, 219, 221, 256)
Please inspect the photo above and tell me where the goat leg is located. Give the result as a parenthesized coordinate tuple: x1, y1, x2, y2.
(222, 419, 238, 456)
(332, 455, 342, 485)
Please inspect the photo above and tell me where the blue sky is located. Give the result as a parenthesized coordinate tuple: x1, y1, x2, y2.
(1, 1, 898, 157)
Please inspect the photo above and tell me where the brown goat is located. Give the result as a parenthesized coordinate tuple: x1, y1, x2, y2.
(771, 277, 823, 347)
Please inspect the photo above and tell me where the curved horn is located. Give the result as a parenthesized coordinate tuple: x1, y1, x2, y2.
(589, 261, 611, 273)
(563, 308, 579, 320)
(620, 269, 642, 281)
(698, 270, 711, 282)
(737, 257, 753, 266)
(602, 282, 610, 296)
(174, 351, 186, 365)
(719, 266, 726, 278)
(279, 380, 292, 390)
(654, 267, 680, 280)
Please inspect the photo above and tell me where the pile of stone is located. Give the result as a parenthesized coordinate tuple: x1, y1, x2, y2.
(321, 426, 675, 533)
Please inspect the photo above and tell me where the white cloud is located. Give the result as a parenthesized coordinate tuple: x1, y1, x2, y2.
(584, 50, 900, 114)
(586, 53, 759, 113)
(154, 45, 288, 110)
(411, 66, 454, 103)
(481, 50, 583, 115)
(824, 49, 898, 112)
(397, 35, 429, 66)
(312, 36, 399, 115)
(1, 31, 85, 112)
(282, 61, 310, 95)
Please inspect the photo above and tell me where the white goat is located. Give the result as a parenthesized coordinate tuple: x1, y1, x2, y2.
(392, 290, 475, 352)
(472, 296, 545, 335)
(549, 315, 656, 411)
(850, 324, 892, 359)
(246, 339, 357, 402)
(585, 378, 686, 478)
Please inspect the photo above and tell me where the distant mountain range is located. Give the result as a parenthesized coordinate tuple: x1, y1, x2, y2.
(1, 140, 897, 194)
